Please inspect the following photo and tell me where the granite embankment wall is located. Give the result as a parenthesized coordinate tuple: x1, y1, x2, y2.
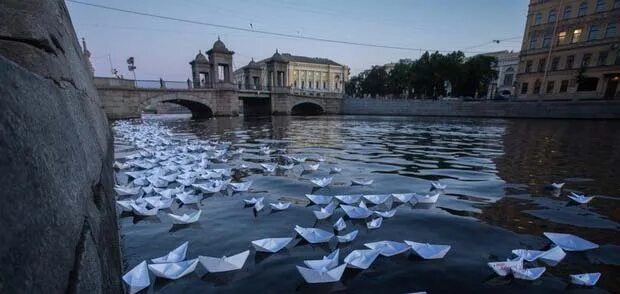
(0, 1, 122, 293)
(341, 97, 620, 119)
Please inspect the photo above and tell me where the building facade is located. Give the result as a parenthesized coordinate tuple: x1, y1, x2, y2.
(517, 0, 620, 100)
(234, 51, 349, 94)
(483, 50, 520, 98)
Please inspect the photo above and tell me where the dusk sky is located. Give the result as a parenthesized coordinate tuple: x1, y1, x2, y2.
(67, 0, 529, 81)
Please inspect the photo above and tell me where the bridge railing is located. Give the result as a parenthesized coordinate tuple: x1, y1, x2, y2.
(94, 77, 193, 90)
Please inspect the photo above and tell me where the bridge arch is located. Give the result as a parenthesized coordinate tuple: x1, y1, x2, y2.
(290, 101, 324, 116)
(144, 93, 215, 119)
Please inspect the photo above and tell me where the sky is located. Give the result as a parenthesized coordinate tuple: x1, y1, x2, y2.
(67, 0, 529, 80)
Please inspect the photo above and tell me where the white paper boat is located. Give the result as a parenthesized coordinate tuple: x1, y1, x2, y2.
(192, 180, 227, 193)
(335, 194, 363, 204)
(278, 163, 295, 170)
(230, 181, 253, 192)
(331, 167, 342, 173)
(151, 242, 189, 263)
(144, 196, 174, 209)
(243, 197, 265, 205)
(364, 241, 410, 257)
(512, 266, 546, 280)
(159, 173, 178, 182)
(254, 199, 265, 212)
(415, 192, 440, 204)
(158, 187, 182, 198)
(570, 272, 601, 286)
(551, 182, 565, 189)
(295, 225, 334, 244)
(142, 185, 155, 194)
(337, 230, 359, 243)
(366, 217, 383, 229)
(311, 177, 333, 187)
(340, 204, 373, 219)
(122, 260, 150, 294)
(199, 250, 250, 273)
(487, 258, 523, 276)
(133, 177, 149, 186)
(392, 193, 415, 203)
(251, 237, 293, 253)
(114, 161, 132, 170)
(296, 263, 346, 284)
(304, 163, 320, 171)
(405, 241, 451, 259)
(303, 249, 339, 270)
(148, 258, 199, 280)
(175, 177, 195, 187)
(511, 249, 545, 262)
(568, 192, 594, 204)
(512, 246, 565, 265)
(116, 200, 134, 212)
(344, 249, 380, 269)
(351, 178, 373, 185)
(333, 217, 346, 231)
(430, 181, 447, 190)
(374, 209, 397, 218)
(313, 202, 337, 220)
(543, 232, 599, 251)
(115, 185, 142, 196)
(130, 203, 159, 216)
(260, 163, 276, 172)
(270, 201, 291, 211)
(289, 156, 307, 163)
(363, 194, 391, 205)
(305, 194, 333, 205)
(168, 210, 201, 225)
(177, 193, 202, 205)
(147, 175, 169, 188)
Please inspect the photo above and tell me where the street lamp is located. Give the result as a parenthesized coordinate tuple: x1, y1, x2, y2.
(127, 56, 137, 81)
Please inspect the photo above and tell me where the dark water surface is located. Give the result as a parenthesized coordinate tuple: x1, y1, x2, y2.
(115, 115, 620, 293)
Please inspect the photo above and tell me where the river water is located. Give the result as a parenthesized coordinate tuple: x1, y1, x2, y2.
(114, 115, 620, 293)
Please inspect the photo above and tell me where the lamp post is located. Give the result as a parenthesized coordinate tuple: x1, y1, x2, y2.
(127, 56, 137, 81)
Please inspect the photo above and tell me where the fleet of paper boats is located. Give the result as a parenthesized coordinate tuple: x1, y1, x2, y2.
(114, 121, 605, 292)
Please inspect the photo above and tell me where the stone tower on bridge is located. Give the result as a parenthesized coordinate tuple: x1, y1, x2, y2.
(190, 37, 236, 90)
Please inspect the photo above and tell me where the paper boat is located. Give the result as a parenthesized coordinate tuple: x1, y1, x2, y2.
(335, 194, 363, 204)
(251, 237, 293, 253)
(130, 203, 159, 216)
(405, 241, 451, 259)
(340, 204, 373, 219)
(114, 185, 142, 196)
(568, 192, 594, 204)
(415, 192, 440, 204)
(543, 232, 599, 251)
(392, 193, 415, 203)
(333, 217, 346, 231)
(151, 242, 189, 263)
(364, 241, 410, 257)
(363, 194, 391, 205)
(305, 194, 333, 205)
(570, 272, 601, 286)
(295, 225, 334, 244)
(116, 200, 134, 212)
(551, 182, 565, 189)
(144, 196, 174, 209)
(243, 197, 265, 205)
(147, 175, 168, 188)
(132, 177, 149, 186)
(270, 201, 291, 210)
(260, 163, 276, 172)
(303, 249, 339, 270)
(344, 249, 380, 269)
(148, 258, 199, 280)
(289, 156, 307, 163)
(430, 181, 447, 190)
(254, 199, 265, 212)
(311, 177, 333, 187)
(142, 185, 155, 194)
(351, 178, 373, 185)
(337, 230, 359, 243)
(512, 267, 546, 280)
(122, 260, 150, 294)
(313, 202, 337, 220)
(296, 263, 346, 284)
(278, 163, 295, 170)
(366, 217, 383, 229)
(487, 258, 523, 276)
(229, 181, 253, 192)
(158, 187, 182, 199)
(176, 178, 195, 187)
(304, 163, 320, 171)
(331, 167, 342, 173)
(512, 246, 565, 265)
(192, 180, 227, 193)
(176, 192, 201, 205)
(199, 250, 250, 273)
(375, 209, 397, 218)
(168, 210, 201, 225)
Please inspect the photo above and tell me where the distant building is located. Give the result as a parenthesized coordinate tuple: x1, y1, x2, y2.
(516, 0, 620, 100)
(234, 51, 349, 94)
(383, 59, 413, 74)
(483, 50, 520, 98)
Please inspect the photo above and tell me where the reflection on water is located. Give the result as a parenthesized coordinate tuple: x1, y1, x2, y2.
(118, 115, 620, 293)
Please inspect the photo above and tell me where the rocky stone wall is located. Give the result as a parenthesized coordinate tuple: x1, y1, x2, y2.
(0, 1, 122, 293)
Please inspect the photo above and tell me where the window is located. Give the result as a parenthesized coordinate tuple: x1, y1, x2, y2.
(558, 31, 568, 44)
(534, 12, 542, 25)
(529, 34, 538, 49)
(542, 34, 552, 48)
(504, 73, 514, 86)
(316, 81, 320, 89)
(598, 51, 609, 65)
(596, 0, 606, 12)
(546, 81, 555, 93)
(578, 2, 588, 16)
(563, 5, 572, 18)
(551, 57, 560, 70)
(588, 25, 600, 40)
(572, 28, 583, 43)
(294, 80, 298, 88)
(301, 80, 305, 89)
(582, 53, 592, 66)
(566, 55, 575, 69)
(323, 81, 327, 89)
(538, 58, 547, 72)
(521, 82, 529, 94)
(218, 65, 226, 81)
(534, 80, 542, 94)
(605, 23, 617, 38)
(548, 9, 557, 22)
(525, 60, 533, 72)
(577, 77, 599, 91)
(560, 80, 569, 92)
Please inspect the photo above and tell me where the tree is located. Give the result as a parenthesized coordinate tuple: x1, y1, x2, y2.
(361, 66, 388, 97)
(454, 55, 497, 97)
